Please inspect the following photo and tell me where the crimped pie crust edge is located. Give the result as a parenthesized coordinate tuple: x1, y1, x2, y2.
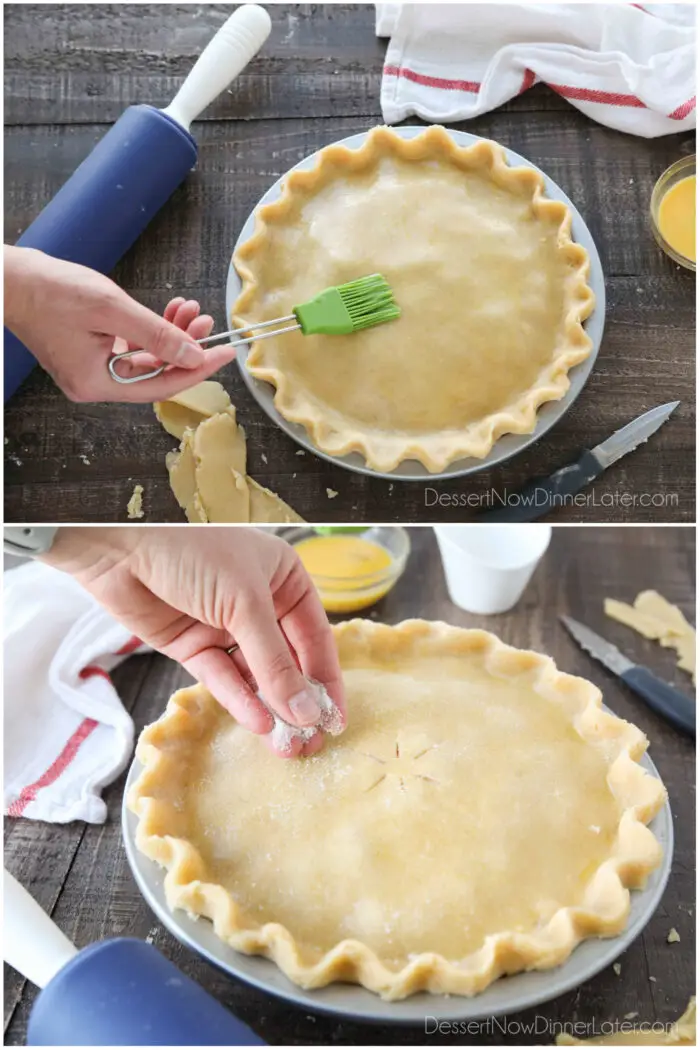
(232, 125, 596, 473)
(128, 619, 665, 1001)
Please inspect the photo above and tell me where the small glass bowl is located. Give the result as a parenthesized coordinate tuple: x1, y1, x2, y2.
(281, 525, 410, 615)
(650, 154, 695, 272)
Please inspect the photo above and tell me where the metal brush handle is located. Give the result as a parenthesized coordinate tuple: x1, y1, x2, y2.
(108, 314, 300, 384)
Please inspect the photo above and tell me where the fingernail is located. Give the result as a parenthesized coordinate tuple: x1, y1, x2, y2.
(175, 342, 204, 368)
(288, 689, 321, 726)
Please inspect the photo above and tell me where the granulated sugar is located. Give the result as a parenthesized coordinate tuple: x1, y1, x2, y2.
(265, 678, 344, 754)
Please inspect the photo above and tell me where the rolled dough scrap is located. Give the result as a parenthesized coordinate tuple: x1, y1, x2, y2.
(192, 415, 250, 522)
(154, 381, 234, 439)
(605, 591, 696, 684)
(247, 477, 304, 523)
(193, 411, 247, 479)
(556, 996, 695, 1045)
(163, 400, 304, 524)
(126, 483, 144, 519)
(166, 433, 205, 523)
(200, 465, 251, 523)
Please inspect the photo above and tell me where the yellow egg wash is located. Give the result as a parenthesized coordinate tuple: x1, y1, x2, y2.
(294, 535, 394, 613)
(658, 175, 695, 262)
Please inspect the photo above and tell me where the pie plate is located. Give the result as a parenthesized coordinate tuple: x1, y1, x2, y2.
(122, 742, 671, 1025)
(226, 125, 606, 483)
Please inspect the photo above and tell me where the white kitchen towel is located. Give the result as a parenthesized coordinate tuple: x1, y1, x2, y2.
(376, 4, 696, 137)
(4, 561, 146, 824)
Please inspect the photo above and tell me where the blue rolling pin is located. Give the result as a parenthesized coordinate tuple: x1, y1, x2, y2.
(4, 4, 271, 401)
(4, 871, 267, 1046)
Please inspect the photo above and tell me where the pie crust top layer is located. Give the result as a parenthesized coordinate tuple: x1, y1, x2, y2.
(233, 126, 595, 472)
(129, 620, 665, 1001)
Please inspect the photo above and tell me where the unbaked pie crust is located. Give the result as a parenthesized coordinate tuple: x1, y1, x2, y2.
(129, 620, 665, 1001)
(233, 125, 595, 472)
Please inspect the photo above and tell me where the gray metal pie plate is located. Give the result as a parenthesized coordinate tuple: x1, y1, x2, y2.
(122, 744, 671, 1024)
(226, 125, 606, 482)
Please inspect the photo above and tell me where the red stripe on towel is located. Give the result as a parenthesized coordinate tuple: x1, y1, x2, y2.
(79, 665, 111, 682)
(546, 82, 647, 108)
(668, 96, 696, 121)
(520, 69, 537, 94)
(7, 718, 99, 817)
(384, 63, 693, 122)
(115, 635, 144, 656)
(383, 64, 481, 93)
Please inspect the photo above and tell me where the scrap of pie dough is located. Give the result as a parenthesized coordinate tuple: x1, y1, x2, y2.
(556, 997, 695, 1045)
(193, 410, 247, 478)
(247, 477, 304, 523)
(167, 414, 249, 523)
(160, 382, 304, 524)
(154, 381, 234, 439)
(193, 414, 249, 522)
(126, 484, 144, 519)
(605, 591, 696, 684)
(166, 432, 205, 523)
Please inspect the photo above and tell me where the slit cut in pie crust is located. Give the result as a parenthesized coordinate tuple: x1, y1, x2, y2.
(128, 620, 665, 1001)
(233, 125, 596, 473)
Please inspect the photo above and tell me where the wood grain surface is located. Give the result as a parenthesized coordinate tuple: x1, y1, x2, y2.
(4, 4, 696, 523)
(4, 525, 695, 1044)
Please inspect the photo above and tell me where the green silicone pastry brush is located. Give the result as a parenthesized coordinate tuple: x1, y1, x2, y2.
(109, 273, 401, 384)
(293, 273, 400, 335)
(222, 272, 400, 339)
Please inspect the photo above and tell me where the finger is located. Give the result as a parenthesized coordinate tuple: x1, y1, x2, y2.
(102, 290, 206, 369)
(277, 563, 346, 720)
(228, 647, 322, 760)
(262, 730, 305, 760)
(301, 731, 325, 757)
(187, 314, 215, 341)
(228, 646, 258, 693)
(113, 348, 161, 370)
(106, 344, 236, 403)
(185, 648, 273, 735)
(260, 720, 324, 760)
(125, 298, 186, 350)
(172, 300, 201, 332)
(163, 298, 187, 325)
(231, 595, 321, 728)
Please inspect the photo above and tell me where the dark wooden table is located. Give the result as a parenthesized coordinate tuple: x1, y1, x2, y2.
(4, 4, 696, 523)
(4, 525, 695, 1044)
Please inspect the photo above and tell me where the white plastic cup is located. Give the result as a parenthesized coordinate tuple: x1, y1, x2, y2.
(433, 525, 552, 615)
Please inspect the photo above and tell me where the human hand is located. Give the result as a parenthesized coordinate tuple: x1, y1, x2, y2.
(42, 526, 346, 758)
(4, 246, 235, 402)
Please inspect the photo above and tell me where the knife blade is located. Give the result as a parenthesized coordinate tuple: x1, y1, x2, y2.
(481, 401, 680, 522)
(561, 615, 695, 737)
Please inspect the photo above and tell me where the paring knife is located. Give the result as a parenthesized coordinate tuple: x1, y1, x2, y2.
(481, 401, 680, 522)
(561, 615, 695, 737)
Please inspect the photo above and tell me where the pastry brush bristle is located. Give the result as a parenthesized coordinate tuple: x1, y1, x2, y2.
(337, 274, 401, 331)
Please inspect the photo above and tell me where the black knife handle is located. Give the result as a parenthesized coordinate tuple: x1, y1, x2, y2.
(481, 450, 602, 523)
(621, 665, 695, 737)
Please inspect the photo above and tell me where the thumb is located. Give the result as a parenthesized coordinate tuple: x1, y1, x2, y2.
(103, 290, 206, 369)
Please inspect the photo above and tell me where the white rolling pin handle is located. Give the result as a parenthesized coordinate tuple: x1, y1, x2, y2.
(4, 871, 78, 989)
(164, 5, 272, 130)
